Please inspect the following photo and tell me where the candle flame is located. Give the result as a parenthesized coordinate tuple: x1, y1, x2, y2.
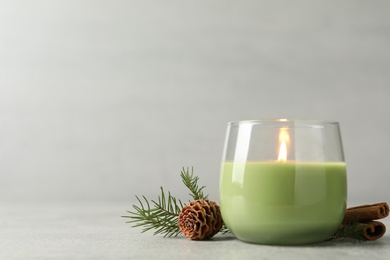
(277, 127, 290, 162)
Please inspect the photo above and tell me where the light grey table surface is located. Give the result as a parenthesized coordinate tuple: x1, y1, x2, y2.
(1, 201, 389, 260)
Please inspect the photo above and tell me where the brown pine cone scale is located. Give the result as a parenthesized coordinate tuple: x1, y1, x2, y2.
(178, 199, 223, 240)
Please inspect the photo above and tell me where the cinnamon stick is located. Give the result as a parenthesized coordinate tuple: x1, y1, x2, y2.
(340, 221, 386, 241)
(342, 202, 389, 224)
(359, 221, 386, 240)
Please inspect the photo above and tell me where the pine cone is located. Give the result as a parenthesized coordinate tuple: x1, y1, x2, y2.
(178, 199, 223, 240)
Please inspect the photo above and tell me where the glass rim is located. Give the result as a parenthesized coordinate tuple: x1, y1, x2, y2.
(227, 119, 340, 126)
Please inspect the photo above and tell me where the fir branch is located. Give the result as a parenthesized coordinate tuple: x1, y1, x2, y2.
(122, 187, 183, 237)
(123, 167, 231, 237)
(328, 219, 367, 242)
(180, 167, 208, 200)
(219, 222, 231, 235)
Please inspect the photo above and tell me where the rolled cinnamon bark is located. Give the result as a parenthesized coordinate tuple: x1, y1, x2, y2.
(347, 221, 386, 241)
(342, 202, 389, 224)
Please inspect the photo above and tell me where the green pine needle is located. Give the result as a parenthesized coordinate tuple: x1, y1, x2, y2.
(329, 219, 367, 242)
(219, 223, 231, 234)
(180, 167, 208, 201)
(122, 187, 183, 237)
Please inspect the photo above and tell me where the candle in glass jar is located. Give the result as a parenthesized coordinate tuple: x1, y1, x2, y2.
(219, 120, 347, 245)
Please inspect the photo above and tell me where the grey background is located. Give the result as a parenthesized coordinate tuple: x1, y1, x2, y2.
(1, 0, 389, 204)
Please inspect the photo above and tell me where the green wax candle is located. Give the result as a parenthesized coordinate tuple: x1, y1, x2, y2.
(219, 161, 347, 245)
